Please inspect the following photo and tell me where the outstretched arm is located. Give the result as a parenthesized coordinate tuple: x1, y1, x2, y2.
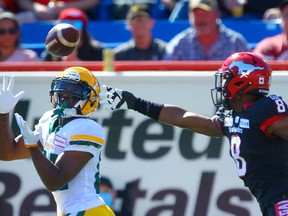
(0, 76, 28, 160)
(159, 104, 223, 137)
(100, 85, 223, 137)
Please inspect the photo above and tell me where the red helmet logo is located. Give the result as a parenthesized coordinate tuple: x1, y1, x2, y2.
(229, 60, 265, 76)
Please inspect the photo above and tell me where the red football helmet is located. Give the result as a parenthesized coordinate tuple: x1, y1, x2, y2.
(211, 52, 272, 109)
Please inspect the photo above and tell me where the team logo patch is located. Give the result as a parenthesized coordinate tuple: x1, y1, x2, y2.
(44, 142, 54, 150)
(224, 117, 233, 127)
(259, 77, 264, 84)
(274, 200, 288, 216)
(229, 60, 264, 77)
(239, 118, 250, 128)
(229, 127, 243, 133)
(64, 70, 80, 81)
(54, 135, 67, 148)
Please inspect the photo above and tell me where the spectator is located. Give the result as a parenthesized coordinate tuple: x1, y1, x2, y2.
(253, 0, 288, 61)
(164, 0, 249, 60)
(219, 0, 247, 17)
(220, 0, 282, 19)
(100, 176, 120, 214)
(114, 4, 167, 61)
(169, 0, 231, 21)
(16, 0, 99, 21)
(0, 11, 39, 62)
(169, 0, 282, 20)
(41, 8, 105, 61)
(262, 7, 281, 20)
(112, 0, 161, 20)
(105, 0, 177, 20)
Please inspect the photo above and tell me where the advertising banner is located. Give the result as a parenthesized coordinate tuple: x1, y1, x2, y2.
(1, 71, 287, 216)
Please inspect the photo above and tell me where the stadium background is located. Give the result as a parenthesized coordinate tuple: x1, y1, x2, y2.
(0, 15, 286, 216)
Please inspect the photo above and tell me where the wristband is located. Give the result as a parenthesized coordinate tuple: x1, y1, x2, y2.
(25, 144, 38, 148)
(133, 98, 164, 120)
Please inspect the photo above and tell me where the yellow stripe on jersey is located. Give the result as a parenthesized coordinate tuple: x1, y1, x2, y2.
(70, 134, 104, 145)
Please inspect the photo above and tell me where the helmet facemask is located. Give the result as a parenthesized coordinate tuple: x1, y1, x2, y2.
(211, 70, 234, 109)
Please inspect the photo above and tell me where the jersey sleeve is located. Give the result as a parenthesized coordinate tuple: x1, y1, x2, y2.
(64, 119, 105, 157)
(256, 95, 288, 135)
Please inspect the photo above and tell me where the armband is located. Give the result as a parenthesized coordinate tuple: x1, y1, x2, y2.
(133, 98, 164, 120)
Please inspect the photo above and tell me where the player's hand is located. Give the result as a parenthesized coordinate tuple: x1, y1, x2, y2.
(0, 76, 25, 114)
(99, 85, 137, 111)
(14, 113, 39, 148)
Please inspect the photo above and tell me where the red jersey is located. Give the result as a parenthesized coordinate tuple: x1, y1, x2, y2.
(218, 95, 288, 211)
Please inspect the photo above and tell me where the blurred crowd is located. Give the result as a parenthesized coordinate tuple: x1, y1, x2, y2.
(0, 0, 283, 21)
(0, 0, 287, 62)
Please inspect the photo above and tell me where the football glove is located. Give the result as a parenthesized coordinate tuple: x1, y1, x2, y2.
(14, 113, 39, 148)
(0, 76, 25, 114)
(99, 85, 137, 111)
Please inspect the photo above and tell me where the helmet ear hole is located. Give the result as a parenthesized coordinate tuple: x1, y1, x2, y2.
(90, 95, 97, 106)
(234, 81, 243, 87)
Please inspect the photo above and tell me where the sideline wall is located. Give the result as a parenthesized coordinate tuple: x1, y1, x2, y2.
(1, 71, 288, 216)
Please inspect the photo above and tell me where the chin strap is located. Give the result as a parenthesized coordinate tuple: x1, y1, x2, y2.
(52, 100, 90, 118)
(64, 99, 85, 118)
(62, 108, 78, 118)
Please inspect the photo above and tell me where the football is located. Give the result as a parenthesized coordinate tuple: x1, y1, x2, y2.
(45, 23, 80, 57)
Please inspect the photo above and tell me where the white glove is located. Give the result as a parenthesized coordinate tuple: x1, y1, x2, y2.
(14, 113, 39, 148)
(0, 76, 25, 114)
(99, 85, 137, 111)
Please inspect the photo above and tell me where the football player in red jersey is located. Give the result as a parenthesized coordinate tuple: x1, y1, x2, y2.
(100, 52, 288, 216)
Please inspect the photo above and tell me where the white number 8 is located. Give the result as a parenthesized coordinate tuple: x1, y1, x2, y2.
(275, 99, 286, 113)
(230, 135, 246, 177)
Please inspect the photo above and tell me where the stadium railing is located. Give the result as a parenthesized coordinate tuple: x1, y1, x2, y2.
(0, 61, 287, 72)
